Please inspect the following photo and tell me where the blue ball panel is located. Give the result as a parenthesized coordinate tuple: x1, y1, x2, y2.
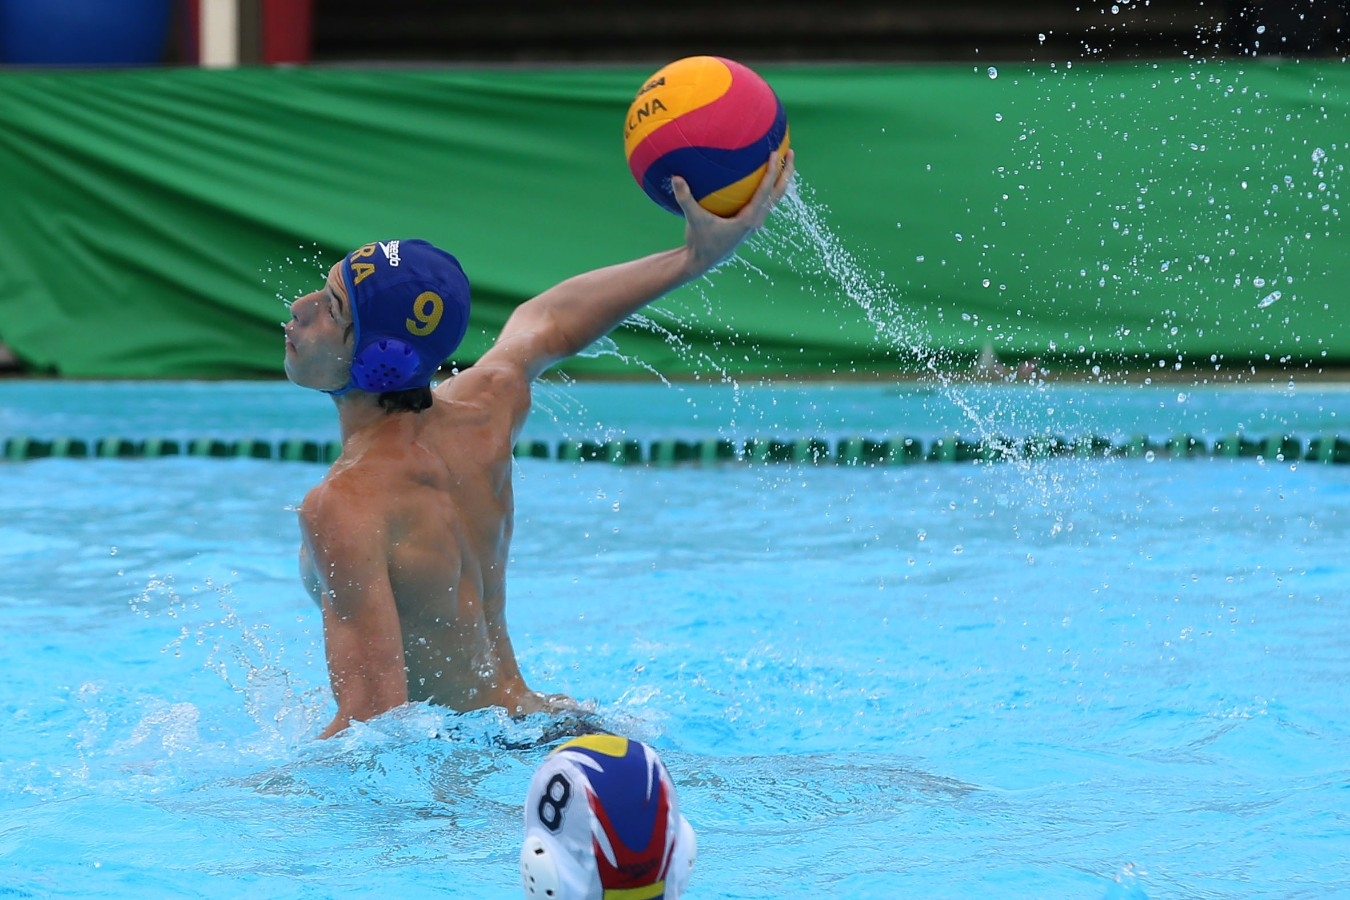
(640, 106, 788, 215)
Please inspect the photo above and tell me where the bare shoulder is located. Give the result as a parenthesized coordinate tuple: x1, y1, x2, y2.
(298, 461, 386, 543)
(432, 361, 532, 427)
(303, 447, 407, 539)
(435, 358, 528, 399)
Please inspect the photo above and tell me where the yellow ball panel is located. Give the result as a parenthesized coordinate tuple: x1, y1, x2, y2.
(622, 56, 734, 155)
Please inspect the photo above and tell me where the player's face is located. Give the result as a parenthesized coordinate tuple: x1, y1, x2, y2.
(283, 262, 353, 392)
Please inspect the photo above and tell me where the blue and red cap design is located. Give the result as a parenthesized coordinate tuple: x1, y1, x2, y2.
(331, 239, 470, 395)
(521, 735, 697, 900)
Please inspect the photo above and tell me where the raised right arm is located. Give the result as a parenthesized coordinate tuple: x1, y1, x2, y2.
(478, 151, 795, 385)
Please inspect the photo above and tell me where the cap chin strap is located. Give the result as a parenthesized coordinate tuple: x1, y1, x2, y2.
(324, 379, 355, 397)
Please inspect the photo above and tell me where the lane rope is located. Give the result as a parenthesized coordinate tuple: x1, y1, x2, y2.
(2, 434, 1347, 465)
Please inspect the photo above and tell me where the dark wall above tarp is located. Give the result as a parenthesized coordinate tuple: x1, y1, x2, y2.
(307, 1, 1350, 64)
(0, 61, 1345, 379)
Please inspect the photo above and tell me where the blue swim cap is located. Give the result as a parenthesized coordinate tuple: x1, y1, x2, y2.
(333, 239, 470, 394)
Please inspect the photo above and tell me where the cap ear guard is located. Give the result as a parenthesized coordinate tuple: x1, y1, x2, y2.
(351, 337, 421, 393)
(667, 815, 697, 898)
(520, 834, 562, 898)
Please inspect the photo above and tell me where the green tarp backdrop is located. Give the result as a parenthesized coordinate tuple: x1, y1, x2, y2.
(0, 60, 1345, 379)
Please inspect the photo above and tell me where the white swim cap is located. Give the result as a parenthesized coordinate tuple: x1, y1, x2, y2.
(520, 735, 696, 900)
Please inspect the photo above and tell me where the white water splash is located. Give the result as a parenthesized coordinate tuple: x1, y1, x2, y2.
(134, 573, 327, 748)
(772, 177, 1092, 476)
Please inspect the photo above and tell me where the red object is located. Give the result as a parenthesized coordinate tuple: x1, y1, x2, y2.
(261, 0, 312, 64)
(179, 0, 311, 65)
(180, 0, 199, 64)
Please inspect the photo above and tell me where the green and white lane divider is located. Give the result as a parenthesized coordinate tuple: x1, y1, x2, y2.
(3, 434, 1348, 465)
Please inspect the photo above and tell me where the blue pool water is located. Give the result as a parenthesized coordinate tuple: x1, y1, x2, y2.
(1, 379, 1347, 898)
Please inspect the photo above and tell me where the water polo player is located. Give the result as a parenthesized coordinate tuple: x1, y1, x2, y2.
(284, 151, 794, 738)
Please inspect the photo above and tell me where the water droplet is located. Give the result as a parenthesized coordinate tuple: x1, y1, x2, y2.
(987, 66, 999, 79)
(1258, 291, 1283, 308)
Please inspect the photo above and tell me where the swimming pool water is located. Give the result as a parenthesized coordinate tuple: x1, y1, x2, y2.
(1, 380, 1347, 898)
